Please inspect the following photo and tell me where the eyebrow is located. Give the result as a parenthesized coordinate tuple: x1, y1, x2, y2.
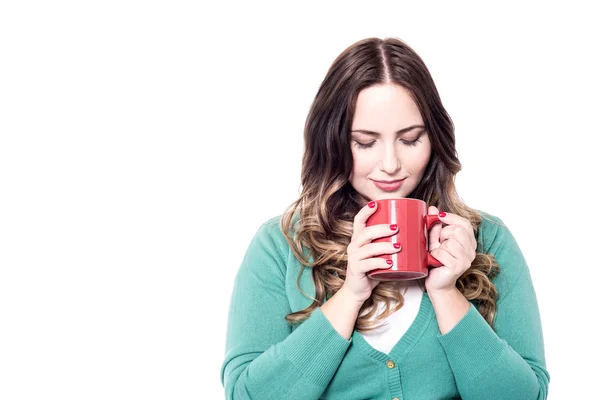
(350, 124, 425, 137)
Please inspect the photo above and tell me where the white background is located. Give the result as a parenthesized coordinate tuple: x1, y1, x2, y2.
(1, 1, 598, 399)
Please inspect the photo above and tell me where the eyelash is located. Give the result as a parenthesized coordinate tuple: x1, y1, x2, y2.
(354, 139, 421, 149)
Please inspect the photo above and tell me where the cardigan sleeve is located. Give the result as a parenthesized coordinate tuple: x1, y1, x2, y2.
(436, 215, 550, 399)
(220, 220, 351, 400)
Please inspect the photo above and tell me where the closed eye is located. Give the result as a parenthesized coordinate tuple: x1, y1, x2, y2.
(354, 138, 421, 149)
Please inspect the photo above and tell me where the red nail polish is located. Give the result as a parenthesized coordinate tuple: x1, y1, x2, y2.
(368, 201, 376, 208)
(390, 224, 397, 230)
(439, 212, 446, 218)
(393, 243, 401, 249)
(386, 260, 393, 265)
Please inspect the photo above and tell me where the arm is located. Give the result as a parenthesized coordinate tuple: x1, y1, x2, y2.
(435, 216, 550, 399)
(220, 220, 351, 400)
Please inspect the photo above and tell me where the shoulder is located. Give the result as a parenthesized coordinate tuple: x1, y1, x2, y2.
(474, 209, 507, 254)
(261, 214, 285, 231)
(256, 215, 288, 245)
(475, 209, 522, 256)
(474, 209, 530, 298)
(246, 215, 291, 269)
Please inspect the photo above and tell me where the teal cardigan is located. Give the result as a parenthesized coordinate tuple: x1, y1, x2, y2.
(220, 211, 550, 399)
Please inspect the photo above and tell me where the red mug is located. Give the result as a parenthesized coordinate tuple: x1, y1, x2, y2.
(366, 198, 443, 281)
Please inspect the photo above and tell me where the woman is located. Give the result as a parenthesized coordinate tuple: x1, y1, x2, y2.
(220, 37, 549, 399)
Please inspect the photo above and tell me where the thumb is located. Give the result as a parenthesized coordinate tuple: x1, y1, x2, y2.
(428, 206, 442, 250)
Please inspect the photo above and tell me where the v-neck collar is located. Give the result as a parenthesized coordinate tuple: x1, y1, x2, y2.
(352, 292, 434, 363)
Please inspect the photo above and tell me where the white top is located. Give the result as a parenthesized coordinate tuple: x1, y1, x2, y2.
(360, 280, 424, 355)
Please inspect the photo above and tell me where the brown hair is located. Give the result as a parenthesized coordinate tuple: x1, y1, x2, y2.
(281, 37, 500, 332)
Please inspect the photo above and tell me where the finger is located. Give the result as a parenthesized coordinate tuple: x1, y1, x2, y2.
(355, 223, 398, 248)
(437, 212, 473, 238)
(439, 225, 474, 251)
(438, 211, 477, 249)
(356, 257, 394, 274)
(428, 205, 442, 250)
(439, 237, 464, 258)
(352, 200, 379, 236)
(430, 247, 457, 268)
(441, 236, 477, 264)
(357, 242, 402, 260)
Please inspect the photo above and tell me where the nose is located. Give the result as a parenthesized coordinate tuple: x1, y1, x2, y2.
(379, 143, 401, 175)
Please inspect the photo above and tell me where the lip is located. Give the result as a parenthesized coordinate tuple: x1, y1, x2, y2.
(372, 178, 406, 191)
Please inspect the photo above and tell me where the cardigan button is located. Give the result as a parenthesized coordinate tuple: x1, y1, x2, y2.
(386, 360, 395, 369)
(393, 398, 399, 400)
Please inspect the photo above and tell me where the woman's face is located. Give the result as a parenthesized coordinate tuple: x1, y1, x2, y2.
(349, 83, 432, 204)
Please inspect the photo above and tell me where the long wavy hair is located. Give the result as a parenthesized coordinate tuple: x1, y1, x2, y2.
(280, 37, 500, 332)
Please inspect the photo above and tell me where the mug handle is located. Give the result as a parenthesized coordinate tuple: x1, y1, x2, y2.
(425, 214, 444, 267)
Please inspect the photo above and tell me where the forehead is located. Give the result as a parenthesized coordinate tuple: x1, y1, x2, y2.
(352, 84, 423, 129)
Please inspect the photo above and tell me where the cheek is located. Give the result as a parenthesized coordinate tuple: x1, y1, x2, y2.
(351, 153, 376, 175)
(408, 147, 431, 171)
(418, 153, 431, 169)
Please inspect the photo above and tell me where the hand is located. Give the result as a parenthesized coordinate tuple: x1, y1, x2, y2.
(343, 201, 403, 304)
(425, 206, 477, 294)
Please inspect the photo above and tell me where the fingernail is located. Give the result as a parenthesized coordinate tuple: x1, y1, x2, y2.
(439, 212, 446, 218)
(390, 224, 397, 230)
(368, 201, 376, 208)
(386, 260, 393, 265)
(393, 243, 401, 249)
